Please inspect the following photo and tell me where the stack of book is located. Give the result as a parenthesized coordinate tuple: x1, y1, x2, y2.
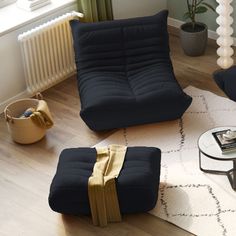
(17, 0, 51, 11)
(212, 129, 236, 153)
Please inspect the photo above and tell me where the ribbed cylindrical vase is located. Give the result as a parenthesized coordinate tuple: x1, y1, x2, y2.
(216, 0, 234, 69)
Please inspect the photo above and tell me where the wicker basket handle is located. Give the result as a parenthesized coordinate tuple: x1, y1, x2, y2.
(35, 92, 43, 100)
(4, 108, 13, 123)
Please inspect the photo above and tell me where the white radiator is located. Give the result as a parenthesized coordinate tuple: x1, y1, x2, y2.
(18, 11, 83, 95)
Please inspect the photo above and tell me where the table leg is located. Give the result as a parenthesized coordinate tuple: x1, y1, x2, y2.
(226, 160, 236, 190)
(199, 150, 227, 175)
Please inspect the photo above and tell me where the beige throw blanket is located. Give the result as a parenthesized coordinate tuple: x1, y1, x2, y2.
(88, 145, 127, 227)
(30, 100, 53, 129)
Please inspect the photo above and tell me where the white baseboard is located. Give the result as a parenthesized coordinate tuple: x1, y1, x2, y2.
(0, 90, 30, 114)
(168, 17, 236, 46)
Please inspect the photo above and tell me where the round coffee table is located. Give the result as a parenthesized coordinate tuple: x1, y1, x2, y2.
(198, 126, 236, 190)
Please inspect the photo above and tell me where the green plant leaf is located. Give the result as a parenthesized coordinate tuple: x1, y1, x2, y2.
(183, 12, 191, 19)
(201, 2, 216, 12)
(195, 6, 208, 14)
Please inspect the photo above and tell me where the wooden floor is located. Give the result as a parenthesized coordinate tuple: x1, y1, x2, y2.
(0, 33, 232, 236)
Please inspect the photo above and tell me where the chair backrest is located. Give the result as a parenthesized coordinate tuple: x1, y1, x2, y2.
(70, 10, 170, 77)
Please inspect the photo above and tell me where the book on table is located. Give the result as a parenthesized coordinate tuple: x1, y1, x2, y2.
(212, 129, 236, 153)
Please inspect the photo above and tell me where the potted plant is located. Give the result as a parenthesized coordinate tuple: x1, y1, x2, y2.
(180, 0, 215, 56)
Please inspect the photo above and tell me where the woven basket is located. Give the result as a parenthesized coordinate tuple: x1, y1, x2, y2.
(4, 94, 46, 144)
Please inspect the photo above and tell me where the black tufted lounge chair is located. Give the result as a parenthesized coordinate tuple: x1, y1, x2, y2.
(70, 10, 192, 131)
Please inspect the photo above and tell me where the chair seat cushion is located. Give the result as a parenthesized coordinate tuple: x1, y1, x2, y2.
(49, 147, 161, 215)
(70, 10, 192, 131)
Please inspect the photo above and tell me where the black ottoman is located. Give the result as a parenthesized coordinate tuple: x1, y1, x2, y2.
(49, 147, 161, 216)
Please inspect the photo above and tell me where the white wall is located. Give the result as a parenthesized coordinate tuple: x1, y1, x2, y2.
(0, 3, 77, 112)
(112, 0, 167, 19)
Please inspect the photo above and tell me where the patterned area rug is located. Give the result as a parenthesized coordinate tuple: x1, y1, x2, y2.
(95, 86, 236, 236)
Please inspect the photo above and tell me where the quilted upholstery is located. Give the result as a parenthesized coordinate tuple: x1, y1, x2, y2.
(213, 66, 236, 102)
(49, 147, 161, 215)
(70, 10, 192, 131)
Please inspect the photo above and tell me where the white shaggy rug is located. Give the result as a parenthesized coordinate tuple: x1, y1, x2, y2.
(95, 86, 236, 236)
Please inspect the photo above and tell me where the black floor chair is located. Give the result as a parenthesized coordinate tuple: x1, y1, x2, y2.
(70, 10, 192, 131)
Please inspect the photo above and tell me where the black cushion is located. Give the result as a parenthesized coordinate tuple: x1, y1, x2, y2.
(70, 10, 192, 131)
(49, 147, 161, 215)
(213, 66, 236, 102)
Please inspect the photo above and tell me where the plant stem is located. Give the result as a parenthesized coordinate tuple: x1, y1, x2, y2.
(196, 0, 204, 6)
(192, 0, 197, 29)
(187, 0, 191, 16)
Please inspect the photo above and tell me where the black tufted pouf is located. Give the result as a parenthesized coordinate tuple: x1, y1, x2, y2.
(49, 147, 161, 216)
